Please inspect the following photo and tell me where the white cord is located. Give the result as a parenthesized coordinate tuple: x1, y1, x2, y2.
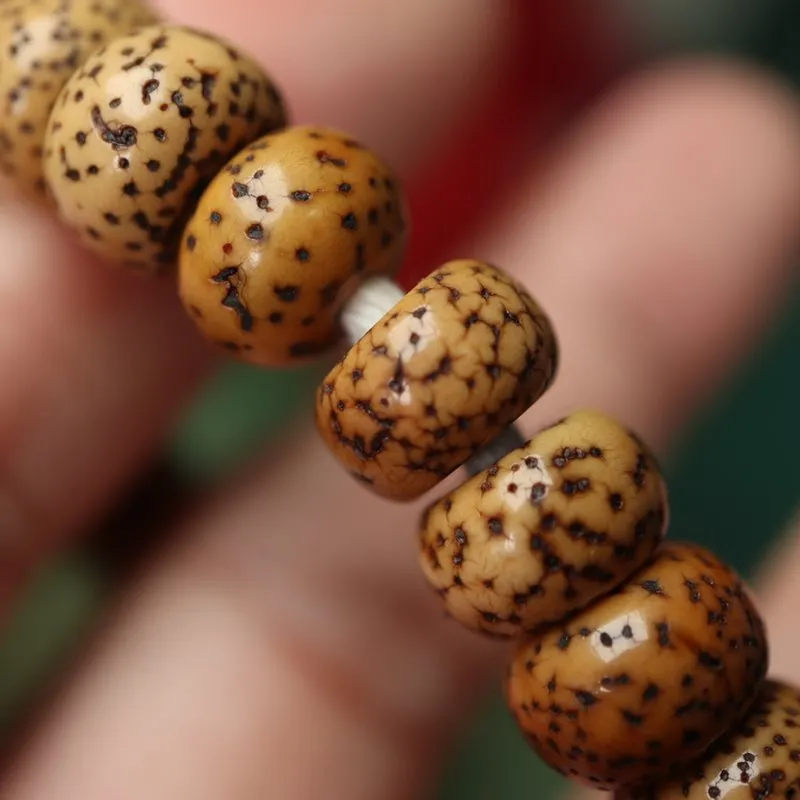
(341, 275, 405, 344)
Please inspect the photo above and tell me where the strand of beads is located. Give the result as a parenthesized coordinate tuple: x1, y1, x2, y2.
(0, 3, 795, 797)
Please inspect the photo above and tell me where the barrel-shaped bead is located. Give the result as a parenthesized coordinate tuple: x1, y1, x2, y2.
(43, 25, 286, 272)
(0, 0, 158, 200)
(505, 542, 768, 790)
(179, 126, 407, 363)
(315, 259, 558, 501)
(618, 679, 800, 800)
(419, 409, 668, 637)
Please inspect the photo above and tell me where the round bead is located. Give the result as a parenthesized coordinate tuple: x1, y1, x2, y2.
(505, 542, 768, 791)
(315, 259, 558, 501)
(617, 680, 800, 799)
(0, 0, 158, 200)
(419, 409, 668, 637)
(42, 24, 287, 272)
(178, 125, 407, 363)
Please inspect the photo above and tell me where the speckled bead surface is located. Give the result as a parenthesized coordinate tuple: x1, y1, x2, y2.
(178, 125, 407, 363)
(42, 24, 286, 272)
(315, 259, 558, 501)
(419, 410, 668, 637)
(0, 0, 158, 200)
(618, 680, 800, 799)
(506, 542, 768, 791)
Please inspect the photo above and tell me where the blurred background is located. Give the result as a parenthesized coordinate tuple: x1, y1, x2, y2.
(0, 2, 798, 798)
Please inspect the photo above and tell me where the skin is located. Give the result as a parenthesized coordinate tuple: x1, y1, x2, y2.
(0, 2, 798, 799)
(316, 259, 557, 500)
(179, 126, 407, 364)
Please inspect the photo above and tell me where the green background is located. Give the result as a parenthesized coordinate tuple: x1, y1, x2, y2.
(0, 4, 798, 798)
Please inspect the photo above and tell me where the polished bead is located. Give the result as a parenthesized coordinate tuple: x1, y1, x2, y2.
(0, 0, 158, 201)
(43, 24, 286, 272)
(419, 409, 668, 637)
(618, 679, 800, 799)
(315, 259, 558, 501)
(179, 126, 407, 364)
(506, 542, 768, 790)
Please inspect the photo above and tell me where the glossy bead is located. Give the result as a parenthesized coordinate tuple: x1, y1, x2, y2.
(42, 24, 286, 272)
(315, 259, 558, 501)
(618, 680, 800, 799)
(505, 542, 768, 791)
(419, 410, 668, 637)
(178, 125, 407, 363)
(0, 0, 158, 200)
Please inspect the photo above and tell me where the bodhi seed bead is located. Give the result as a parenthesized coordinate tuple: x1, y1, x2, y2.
(178, 125, 407, 363)
(315, 259, 558, 501)
(617, 679, 800, 800)
(42, 24, 287, 272)
(0, 0, 158, 200)
(418, 409, 668, 637)
(505, 542, 768, 791)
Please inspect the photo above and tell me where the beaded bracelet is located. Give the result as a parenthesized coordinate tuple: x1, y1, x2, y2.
(1, 2, 795, 797)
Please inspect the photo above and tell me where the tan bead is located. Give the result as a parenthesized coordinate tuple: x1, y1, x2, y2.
(618, 680, 800, 800)
(0, 0, 158, 201)
(419, 410, 668, 637)
(178, 126, 407, 364)
(505, 542, 768, 791)
(315, 259, 558, 501)
(42, 24, 286, 272)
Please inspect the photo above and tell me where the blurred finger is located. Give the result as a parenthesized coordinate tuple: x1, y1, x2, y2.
(4, 60, 799, 800)
(0, 0, 512, 611)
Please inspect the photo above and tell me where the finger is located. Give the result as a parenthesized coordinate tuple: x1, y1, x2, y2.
(750, 508, 800, 682)
(154, 0, 509, 169)
(0, 0, 512, 610)
(4, 61, 799, 800)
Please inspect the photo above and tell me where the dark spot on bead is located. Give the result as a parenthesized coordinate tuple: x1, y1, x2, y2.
(531, 483, 547, 503)
(643, 684, 660, 702)
(275, 285, 299, 302)
(296, 248, 310, 262)
(154, 128, 167, 142)
(488, 517, 503, 536)
(146, 159, 160, 172)
(640, 579, 666, 596)
(600, 632, 613, 647)
(210, 211, 222, 224)
(575, 691, 597, 708)
(338, 182, 351, 193)
(232, 182, 248, 198)
(268, 311, 283, 324)
(246, 223, 264, 241)
(342, 212, 358, 231)
(122, 181, 139, 197)
(316, 150, 347, 167)
(656, 622, 671, 648)
(610, 493, 624, 511)
(290, 189, 311, 202)
(186, 234, 196, 251)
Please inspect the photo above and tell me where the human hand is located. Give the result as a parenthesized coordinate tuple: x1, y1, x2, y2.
(0, 1, 798, 798)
